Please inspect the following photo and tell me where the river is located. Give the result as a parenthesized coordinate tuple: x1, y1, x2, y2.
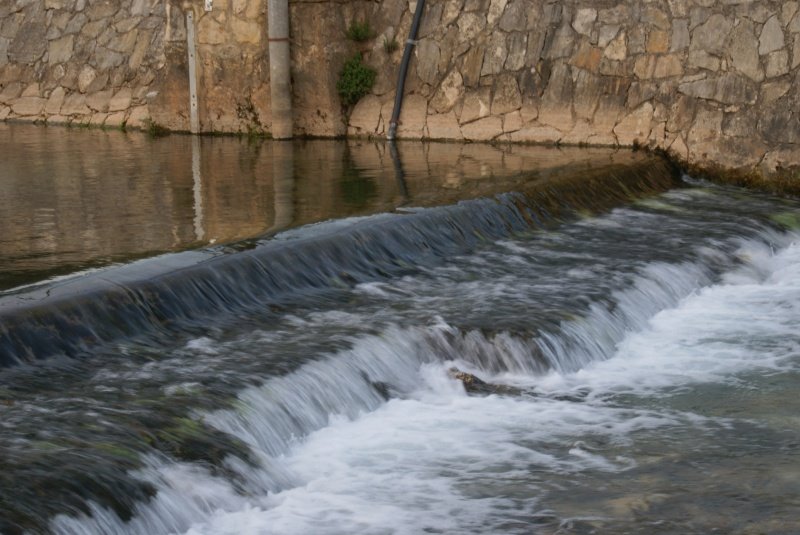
(1, 124, 799, 534)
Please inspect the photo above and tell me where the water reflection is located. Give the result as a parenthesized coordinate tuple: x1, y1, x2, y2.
(0, 123, 641, 291)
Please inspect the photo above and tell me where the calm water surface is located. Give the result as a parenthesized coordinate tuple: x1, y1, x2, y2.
(1, 124, 799, 535)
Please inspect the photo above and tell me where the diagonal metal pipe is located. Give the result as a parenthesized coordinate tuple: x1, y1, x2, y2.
(387, 0, 426, 141)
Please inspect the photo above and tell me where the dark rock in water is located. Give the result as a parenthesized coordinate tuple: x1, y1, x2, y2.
(448, 368, 524, 396)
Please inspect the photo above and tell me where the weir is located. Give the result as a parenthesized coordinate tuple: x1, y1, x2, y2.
(0, 156, 679, 367)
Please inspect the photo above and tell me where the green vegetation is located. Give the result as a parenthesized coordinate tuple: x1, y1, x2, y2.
(383, 36, 400, 54)
(337, 54, 376, 107)
(346, 20, 373, 42)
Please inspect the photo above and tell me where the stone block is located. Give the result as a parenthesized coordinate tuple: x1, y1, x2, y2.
(45, 86, 66, 114)
(21, 84, 40, 98)
(396, 94, 427, 138)
(461, 45, 485, 87)
(459, 87, 491, 124)
(644, 7, 671, 31)
(11, 96, 46, 116)
(670, 19, 690, 52)
(765, 50, 789, 78)
(0, 106, 10, 120)
(760, 81, 790, 104)
(0, 37, 8, 68)
(86, 1, 118, 21)
(461, 115, 503, 140)
(48, 35, 74, 65)
(728, 21, 763, 82)
(688, 50, 720, 72)
(349, 94, 382, 134)
(90, 113, 108, 126)
(105, 111, 127, 127)
(426, 111, 463, 139)
(108, 29, 139, 54)
(782, 2, 799, 27)
(634, 55, 657, 79)
(457, 13, 486, 41)
(8, 22, 47, 63)
(679, 73, 757, 105)
(503, 110, 522, 133)
(499, 0, 527, 32)
(77, 65, 97, 93)
(108, 88, 132, 112)
(86, 89, 113, 112)
(126, 105, 149, 128)
(431, 69, 464, 113)
(790, 12, 800, 33)
(646, 30, 670, 54)
(505, 32, 527, 70)
(491, 73, 521, 115)
(129, 29, 153, 70)
(61, 93, 90, 115)
(604, 31, 626, 61)
(687, 106, 723, 146)
(544, 23, 576, 59)
(572, 8, 596, 37)
(94, 46, 125, 69)
(538, 63, 574, 130)
(481, 32, 507, 76)
(508, 124, 562, 143)
(570, 42, 602, 72)
(598, 25, 620, 48)
(794, 35, 800, 69)
(759, 16, 785, 55)
(63, 13, 87, 35)
(487, 0, 508, 26)
(416, 40, 441, 85)
(654, 55, 683, 78)
(690, 14, 732, 55)
(613, 102, 653, 145)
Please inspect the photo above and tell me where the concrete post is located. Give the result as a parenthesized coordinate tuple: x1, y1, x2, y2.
(268, 0, 293, 139)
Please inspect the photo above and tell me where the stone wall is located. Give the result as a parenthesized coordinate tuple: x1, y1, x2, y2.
(349, 0, 800, 175)
(1, 0, 799, 177)
(0, 0, 166, 129)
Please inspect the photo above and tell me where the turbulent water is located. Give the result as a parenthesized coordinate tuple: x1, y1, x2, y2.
(2, 171, 800, 534)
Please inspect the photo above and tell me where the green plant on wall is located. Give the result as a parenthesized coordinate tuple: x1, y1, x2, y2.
(346, 20, 373, 42)
(383, 36, 399, 54)
(337, 54, 376, 107)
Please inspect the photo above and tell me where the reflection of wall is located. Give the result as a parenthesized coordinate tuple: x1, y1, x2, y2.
(1, 1, 798, 180)
(0, 122, 658, 289)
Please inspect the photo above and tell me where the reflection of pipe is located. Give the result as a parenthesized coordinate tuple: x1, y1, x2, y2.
(386, 0, 426, 140)
(388, 141, 409, 202)
(268, 0, 293, 139)
(268, 141, 295, 233)
(191, 136, 205, 241)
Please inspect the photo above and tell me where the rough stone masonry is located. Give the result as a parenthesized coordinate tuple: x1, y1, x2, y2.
(1, 0, 799, 180)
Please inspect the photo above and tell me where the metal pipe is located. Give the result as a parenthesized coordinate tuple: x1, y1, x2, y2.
(268, 0, 293, 139)
(387, 0, 426, 141)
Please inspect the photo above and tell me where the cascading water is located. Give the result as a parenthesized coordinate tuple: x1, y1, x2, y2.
(2, 134, 800, 534)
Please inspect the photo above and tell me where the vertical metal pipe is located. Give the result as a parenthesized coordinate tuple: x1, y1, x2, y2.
(268, 0, 293, 139)
(387, 0, 426, 141)
(186, 10, 200, 134)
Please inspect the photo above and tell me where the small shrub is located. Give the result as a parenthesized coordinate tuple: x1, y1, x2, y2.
(337, 54, 376, 107)
(383, 36, 399, 54)
(346, 20, 373, 42)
